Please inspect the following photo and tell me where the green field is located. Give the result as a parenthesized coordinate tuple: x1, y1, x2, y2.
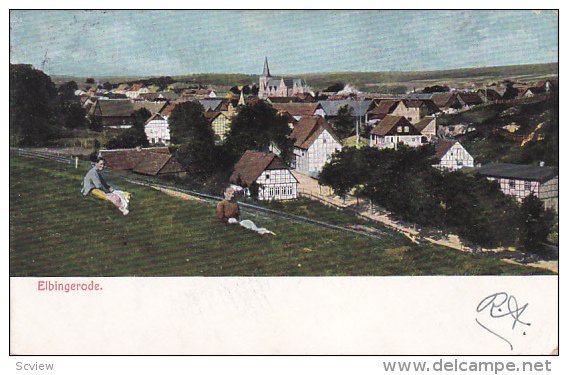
(9, 154, 550, 276)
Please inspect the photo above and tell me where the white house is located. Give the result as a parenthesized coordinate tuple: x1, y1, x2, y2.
(290, 116, 342, 176)
(471, 163, 558, 212)
(144, 113, 171, 145)
(432, 140, 474, 171)
(230, 150, 299, 201)
(369, 115, 424, 149)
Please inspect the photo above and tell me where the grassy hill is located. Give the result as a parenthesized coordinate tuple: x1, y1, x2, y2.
(9, 154, 550, 276)
(51, 62, 558, 90)
(440, 95, 558, 166)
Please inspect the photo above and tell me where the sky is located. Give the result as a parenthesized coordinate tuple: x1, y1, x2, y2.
(9, 10, 558, 77)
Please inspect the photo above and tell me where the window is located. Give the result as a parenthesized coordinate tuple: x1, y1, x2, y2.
(266, 174, 270, 180)
(509, 180, 515, 189)
(397, 126, 402, 132)
(404, 126, 409, 132)
(525, 181, 532, 191)
(323, 139, 327, 144)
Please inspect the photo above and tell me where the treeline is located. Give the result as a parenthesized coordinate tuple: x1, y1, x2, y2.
(319, 145, 555, 252)
(167, 100, 293, 189)
(10, 64, 87, 146)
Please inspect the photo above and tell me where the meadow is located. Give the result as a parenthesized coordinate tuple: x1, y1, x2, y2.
(9, 154, 550, 276)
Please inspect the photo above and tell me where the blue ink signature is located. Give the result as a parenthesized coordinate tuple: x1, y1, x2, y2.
(476, 292, 531, 351)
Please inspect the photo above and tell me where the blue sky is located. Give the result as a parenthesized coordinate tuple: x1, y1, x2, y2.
(9, 10, 558, 76)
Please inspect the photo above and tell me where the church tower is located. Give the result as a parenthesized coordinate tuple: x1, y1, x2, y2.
(258, 57, 271, 98)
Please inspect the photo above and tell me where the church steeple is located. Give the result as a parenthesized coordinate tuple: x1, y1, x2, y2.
(262, 56, 271, 77)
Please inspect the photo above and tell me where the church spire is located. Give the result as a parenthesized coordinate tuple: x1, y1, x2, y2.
(262, 56, 271, 77)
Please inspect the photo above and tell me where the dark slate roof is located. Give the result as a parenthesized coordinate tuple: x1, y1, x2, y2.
(317, 99, 372, 117)
(197, 98, 223, 112)
(405, 93, 435, 100)
(370, 116, 421, 136)
(230, 151, 294, 186)
(290, 116, 340, 149)
(470, 163, 558, 182)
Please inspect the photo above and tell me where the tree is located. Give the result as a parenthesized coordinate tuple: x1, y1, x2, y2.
(102, 82, 113, 91)
(518, 194, 555, 254)
(169, 101, 210, 144)
(62, 102, 86, 129)
(105, 108, 151, 149)
(168, 102, 218, 178)
(319, 144, 521, 248)
(324, 82, 345, 92)
(502, 81, 519, 100)
(422, 85, 450, 93)
(332, 105, 355, 139)
(58, 81, 78, 102)
(10, 64, 60, 146)
(85, 78, 95, 84)
(251, 84, 259, 96)
(224, 101, 292, 163)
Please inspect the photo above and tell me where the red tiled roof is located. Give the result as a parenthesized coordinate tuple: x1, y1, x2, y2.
(414, 117, 435, 133)
(272, 103, 321, 117)
(98, 147, 179, 175)
(132, 153, 185, 175)
(434, 139, 457, 159)
(430, 93, 461, 108)
(370, 116, 420, 136)
(229, 150, 293, 186)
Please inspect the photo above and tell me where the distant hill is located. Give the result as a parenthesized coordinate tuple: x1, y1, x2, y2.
(51, 62, 558, 90)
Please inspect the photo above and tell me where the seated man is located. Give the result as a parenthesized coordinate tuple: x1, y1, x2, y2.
(81, 157, 129, 215)
(216, 187, 240, 223)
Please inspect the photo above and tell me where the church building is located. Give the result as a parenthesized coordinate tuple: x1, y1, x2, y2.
(258, 57, 310, 99)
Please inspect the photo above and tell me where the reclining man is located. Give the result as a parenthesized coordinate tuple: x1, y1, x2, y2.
(81, 157, 130, 215)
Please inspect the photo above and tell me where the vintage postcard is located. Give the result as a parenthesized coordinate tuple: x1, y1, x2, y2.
(9, 9, 559, 356)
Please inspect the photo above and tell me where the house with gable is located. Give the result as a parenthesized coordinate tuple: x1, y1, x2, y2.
(432, 139, 474, 171)
(391, 99, 440, 123)
(205, 111, 231, 143)
(414, 117, 437, 141)
(430, 93, 463, 113)
(369, 115, 424, 149)
(230, 150, 298, 201)
(272, 102, 326, 121)
(290, 116, 342, 176)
